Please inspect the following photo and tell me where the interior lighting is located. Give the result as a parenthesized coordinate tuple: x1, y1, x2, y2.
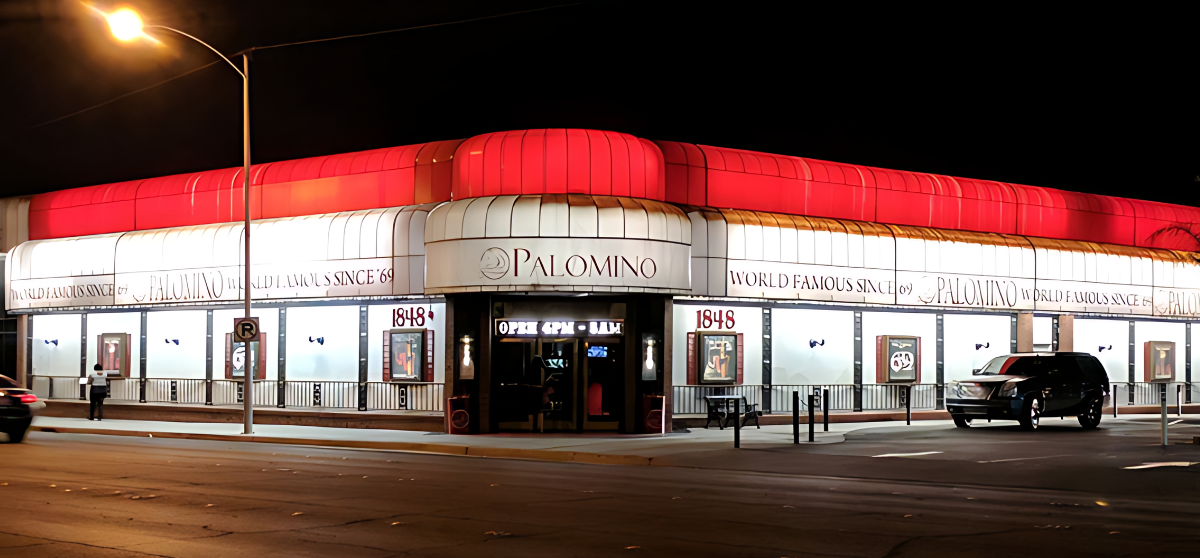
(106, 8, 144, 41)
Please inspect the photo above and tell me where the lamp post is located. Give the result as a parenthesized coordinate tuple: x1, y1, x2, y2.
(104, 9, 255, 434)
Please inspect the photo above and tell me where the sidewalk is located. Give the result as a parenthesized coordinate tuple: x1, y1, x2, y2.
(29, 415, 849, 466)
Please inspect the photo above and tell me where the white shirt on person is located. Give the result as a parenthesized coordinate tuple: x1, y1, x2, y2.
(88, 371, 108, 387)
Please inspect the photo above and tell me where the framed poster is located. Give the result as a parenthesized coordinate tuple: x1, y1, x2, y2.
(876, 335, 920, 384)
(697, 332, 738, 385)
(1143, 341, 1176, 383)
(96, 333, 131, 377)
(383, 328, 434, 382)
(224, 333, 267, 380)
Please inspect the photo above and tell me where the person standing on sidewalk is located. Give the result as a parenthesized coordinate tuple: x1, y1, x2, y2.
(87, 364, 109, 421)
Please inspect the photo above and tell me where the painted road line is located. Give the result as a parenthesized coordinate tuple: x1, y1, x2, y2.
(1122, 462, 1198, 470)
(977, 455, 1073, 464)
(872, 451, 943, 458)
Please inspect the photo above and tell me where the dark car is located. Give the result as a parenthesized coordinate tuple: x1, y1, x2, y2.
(0, 375, 43, 443)
(946, 352, 1109, 430)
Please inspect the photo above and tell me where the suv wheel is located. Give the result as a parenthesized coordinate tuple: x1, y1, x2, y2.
(952, 416, 972, 428)
(1077, 397, 1103, 429)
(1018, 397, 1042, 431)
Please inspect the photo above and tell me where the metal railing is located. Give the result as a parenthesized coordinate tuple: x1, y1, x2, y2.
(366, 382, 444, 411)
(770, 384, 937, 412)
(285, 380, 357, 408)
(1114, 382, 1191, 408)
(671, 384, 763, 415)
(28, 376, 445, 412)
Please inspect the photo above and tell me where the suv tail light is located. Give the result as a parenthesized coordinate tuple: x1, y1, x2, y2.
(19, 394, 37, 404)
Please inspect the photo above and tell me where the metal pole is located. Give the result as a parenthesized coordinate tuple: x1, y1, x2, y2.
(242, 52, 253, 436)
(905, 385, 912, 426)
(807, 394, 815, 442)
(1112, 384, 1118, 418)
(733, 398, 740, 449)
(823, 388, 829, 432)
(1177, 384, 1182, 416)
(1161, 383, 1168, 447)
(792, 390, 799, 444)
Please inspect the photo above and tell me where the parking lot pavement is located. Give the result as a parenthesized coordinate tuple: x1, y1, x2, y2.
(651, 416, 1200, 502)
(2, 419, 1199, 558)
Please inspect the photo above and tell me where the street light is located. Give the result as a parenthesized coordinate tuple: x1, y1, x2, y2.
(101, 7, 256, 435)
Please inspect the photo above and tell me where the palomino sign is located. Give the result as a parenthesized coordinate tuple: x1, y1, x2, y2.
(722, 259, 1189, 316)
(425, 238, 690, 293)
(6, 258, 394, 309)
(115, 258, 394, 304)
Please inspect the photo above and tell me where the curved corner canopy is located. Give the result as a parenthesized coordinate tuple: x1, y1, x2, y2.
(6, 204, 439, 310)
(424, 194, 692, 294)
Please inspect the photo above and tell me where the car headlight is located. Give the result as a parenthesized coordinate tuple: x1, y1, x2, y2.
(997, 380, 1022, 398)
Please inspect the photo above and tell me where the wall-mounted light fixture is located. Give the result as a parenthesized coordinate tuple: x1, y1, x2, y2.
(1098, 345, 1113, 352)
(309, 336, 325, 345)
(459, 335, 475, 380)
(164, 339, 179, 345)
(809, 339, 825, 349)
(44, 339, 58, 346)
(975, 342, 990, 350)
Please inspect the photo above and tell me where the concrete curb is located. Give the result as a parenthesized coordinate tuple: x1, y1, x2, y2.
(30, 425, 656, 466)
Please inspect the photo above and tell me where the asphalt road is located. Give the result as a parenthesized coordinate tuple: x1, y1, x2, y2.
(1, 417, 1198, 557)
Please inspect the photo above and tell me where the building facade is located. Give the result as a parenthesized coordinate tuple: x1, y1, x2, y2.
(5, 129, 1199, 433)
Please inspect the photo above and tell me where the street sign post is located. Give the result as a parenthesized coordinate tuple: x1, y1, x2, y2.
(234, 317, 259, 433)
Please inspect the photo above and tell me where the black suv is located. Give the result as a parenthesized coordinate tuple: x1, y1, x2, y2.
(946, 353, 1109, 430)
(0, 375, 43, 443)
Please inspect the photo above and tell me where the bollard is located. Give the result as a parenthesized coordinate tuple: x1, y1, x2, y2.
(792, 391, 800, 444)
(1178, 385, 1183, 416)
(905, 385, 912, 426)
(734, 398, 741, 449)
(823, 388, 830, 432)
(808, 394, 815, 442)
(1161, 383, 1168, 447)
(1112, 384, 1118, 418)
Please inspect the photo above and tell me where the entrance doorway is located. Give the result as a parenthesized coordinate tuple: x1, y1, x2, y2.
(493, 337, 623, 432)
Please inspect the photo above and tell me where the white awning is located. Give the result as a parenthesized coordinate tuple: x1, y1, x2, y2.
(691, 207, 1200, 317)
(424, 194, 692, 293)
(6, 204, 439, 310)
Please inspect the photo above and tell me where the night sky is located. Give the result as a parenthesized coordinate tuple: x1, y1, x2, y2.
(1, 1, 1195, 205)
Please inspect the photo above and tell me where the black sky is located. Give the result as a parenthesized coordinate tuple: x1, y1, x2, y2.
(1, 1, 1195, 205)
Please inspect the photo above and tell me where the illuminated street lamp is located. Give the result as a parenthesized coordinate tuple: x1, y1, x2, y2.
(101, 7, 256, 434)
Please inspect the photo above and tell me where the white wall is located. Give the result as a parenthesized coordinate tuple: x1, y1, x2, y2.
(214, 308, 280, 380)
(1134, 320, 1186, 382)
(286, 305, 359, 381)
(771, 308, 854, 385)
(86, 312, 142, 375)
(862, 311, 937, 384)
(942, 314, 1011, 383)
(146, 310, 208, 379)
(1033, 316, 1054, 348)
(367, 302, 445, 383)
(1073, 318, 1130, 383)
(672, 304, 763, 385)
(31, 314, 81, 377)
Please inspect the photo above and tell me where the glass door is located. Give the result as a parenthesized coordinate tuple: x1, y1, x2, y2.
(538, 338, 578, 431)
